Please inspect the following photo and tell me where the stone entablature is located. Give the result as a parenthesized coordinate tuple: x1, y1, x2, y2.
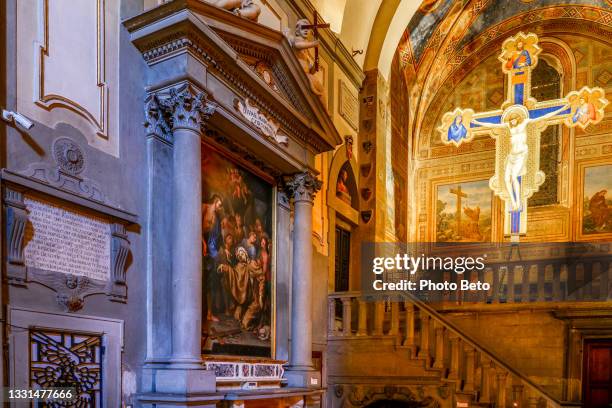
(125, 0, 341, 157)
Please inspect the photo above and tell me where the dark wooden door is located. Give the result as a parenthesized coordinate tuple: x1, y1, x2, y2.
(583, 339, 612, 407)
(334, 226, 350, 292)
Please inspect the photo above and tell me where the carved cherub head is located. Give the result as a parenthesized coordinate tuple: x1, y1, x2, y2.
(295, 18, 312, 39)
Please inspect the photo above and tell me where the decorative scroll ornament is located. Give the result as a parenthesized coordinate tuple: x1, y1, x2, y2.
(5, 188, 28, 285)
(436, 32, 608, 240)
(284, 171, 322, 203)
(144, 93, 171, 141)
(19, 137, 107, 204)
(53, 138, 85, 175)
(234, 98, 289, 147)
(56, 275, 90, 312)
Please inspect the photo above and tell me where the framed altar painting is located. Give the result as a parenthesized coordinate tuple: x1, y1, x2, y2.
(201, 145, 275, 358)
(433, 178, 493, 243)
(577, 162, 612, 241)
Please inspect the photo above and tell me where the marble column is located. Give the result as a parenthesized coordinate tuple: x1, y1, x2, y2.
(166, 85, 211, 366)
(141, 83, 217, 396)
(285, 171, 322, 387)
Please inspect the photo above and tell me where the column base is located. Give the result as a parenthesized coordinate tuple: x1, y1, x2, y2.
(284, 367, 321, 388)
(141, 364, 216, 394)
(138, 392, 221, 408)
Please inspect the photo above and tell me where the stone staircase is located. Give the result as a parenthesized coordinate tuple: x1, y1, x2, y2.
(327, 292, 567, 407)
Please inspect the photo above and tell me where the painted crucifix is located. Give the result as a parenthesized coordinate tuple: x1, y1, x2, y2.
(438, 32, 608, 241)
(450, 186, 467, 236)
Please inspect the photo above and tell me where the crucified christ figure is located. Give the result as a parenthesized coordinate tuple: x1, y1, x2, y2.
(472, 104, 568, 211)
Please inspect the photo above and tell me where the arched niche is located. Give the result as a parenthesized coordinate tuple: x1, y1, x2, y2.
(327, 142, 360, 223)
(327, 139, 360, 293)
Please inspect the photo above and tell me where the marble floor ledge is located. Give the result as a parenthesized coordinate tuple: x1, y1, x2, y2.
(137, 387, 325, 403)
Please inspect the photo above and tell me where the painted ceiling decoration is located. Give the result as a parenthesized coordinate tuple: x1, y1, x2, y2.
(396, 0, 612, 152)
(403, 0, 610, 70)
(406, 0, 456, 64)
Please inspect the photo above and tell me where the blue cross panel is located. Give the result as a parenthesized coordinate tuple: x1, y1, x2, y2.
(514, 83, 525, 105)
(470, 115, 502, 128)
(529, 105, 571, 119)
(510, 176, 522, 234)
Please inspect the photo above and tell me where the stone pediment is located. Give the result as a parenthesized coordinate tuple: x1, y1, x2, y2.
(125, 0, 342, 153)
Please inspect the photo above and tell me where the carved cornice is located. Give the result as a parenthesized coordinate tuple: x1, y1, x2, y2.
(140, 25, 329, 152)
(126, 4, 342, 153)
(284, 171, 322, 203)
(203, 129, 282, 180)
(215, 31, 312, 116)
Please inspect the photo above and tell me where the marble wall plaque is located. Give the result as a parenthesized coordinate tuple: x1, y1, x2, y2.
(339, 80, 358, 131)
(23, 196, 111, 281)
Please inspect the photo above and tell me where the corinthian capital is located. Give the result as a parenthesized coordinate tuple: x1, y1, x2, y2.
(144, 83, 216, 139)
(285, 171, 322, 203)
(144, 94, 171, 141)
(165, 84, 210, 132)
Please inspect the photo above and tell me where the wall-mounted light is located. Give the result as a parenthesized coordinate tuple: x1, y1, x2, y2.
(1, 109, 35, 130)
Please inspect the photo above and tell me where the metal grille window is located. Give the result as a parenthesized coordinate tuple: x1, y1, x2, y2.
(30, 329, 103, 407)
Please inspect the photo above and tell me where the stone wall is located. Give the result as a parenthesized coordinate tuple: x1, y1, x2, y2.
(444, 308, 567, 399)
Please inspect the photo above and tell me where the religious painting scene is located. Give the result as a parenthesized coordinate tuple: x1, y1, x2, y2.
(201, 147, 273, 357)
(335, 161, 357, 208)
(2, 0, 612, 407)
(436, 180, 492, 242)
(582, 164, 612, 235)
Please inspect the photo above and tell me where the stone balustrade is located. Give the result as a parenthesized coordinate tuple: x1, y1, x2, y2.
(365, 248, 611, 305)
(327, 292, 564, 407)
(437, 256, 611, 304)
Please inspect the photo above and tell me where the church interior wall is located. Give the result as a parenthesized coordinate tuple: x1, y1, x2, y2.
(14, 0, 124, 157)
(444, 309, 567, 399)
(2, 0, 611, 407)
(4, 0, 152, 405)
(410, 32, 611, 244)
